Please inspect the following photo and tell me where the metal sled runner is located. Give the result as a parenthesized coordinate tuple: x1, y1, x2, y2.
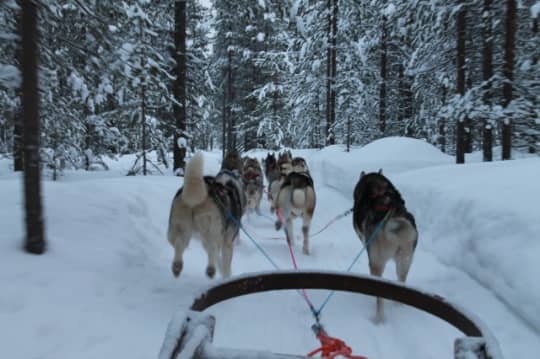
(159, 271, 503, 359)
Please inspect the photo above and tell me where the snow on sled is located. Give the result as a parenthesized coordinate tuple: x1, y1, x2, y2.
(159, 271, 503, 359)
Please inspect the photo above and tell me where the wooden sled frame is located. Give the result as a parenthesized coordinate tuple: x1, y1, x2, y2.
(160, 271, 503, 359)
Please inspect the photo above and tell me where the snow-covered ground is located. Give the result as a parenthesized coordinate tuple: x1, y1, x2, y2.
(1, 138, 539, 359)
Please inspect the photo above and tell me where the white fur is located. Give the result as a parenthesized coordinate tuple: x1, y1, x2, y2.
(292, 188, 305, 207)
(181, 152, 207, 207)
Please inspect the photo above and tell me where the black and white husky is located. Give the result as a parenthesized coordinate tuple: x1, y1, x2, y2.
(353, 170, 418, 323)
(167, 152, 245, 279)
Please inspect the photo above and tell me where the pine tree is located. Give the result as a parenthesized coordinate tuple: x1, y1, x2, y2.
(456, 0, 467, 163)
(173, 0, 187, 174)
(20, 0, 46, 254)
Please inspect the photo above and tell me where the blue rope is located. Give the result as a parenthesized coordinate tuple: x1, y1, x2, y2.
(218, 190, 392, 326)
(314, 209, 393, 319)
(224, 211, 281, 270)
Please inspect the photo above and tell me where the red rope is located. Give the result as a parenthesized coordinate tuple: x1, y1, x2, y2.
(276, 211, 367, 359)
(277, 208, 319, 316)
(308, 329, 367, 359)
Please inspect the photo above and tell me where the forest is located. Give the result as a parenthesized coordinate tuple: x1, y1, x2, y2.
(1, 3, 540, 358)
(1, 1, 539, 174)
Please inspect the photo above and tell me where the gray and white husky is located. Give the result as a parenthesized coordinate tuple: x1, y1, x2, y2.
(242, 157, 264, 215)
(274, 157, 316, 255)
(167, 152, 245, 279)
(352, 170, 418, 323)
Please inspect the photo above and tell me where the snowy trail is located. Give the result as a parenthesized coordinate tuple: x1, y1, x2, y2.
(1, 143, 540, 358)
(208, 157, 540, 359)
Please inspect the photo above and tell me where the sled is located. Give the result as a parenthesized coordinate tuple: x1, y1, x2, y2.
(159, 271, 503, 359)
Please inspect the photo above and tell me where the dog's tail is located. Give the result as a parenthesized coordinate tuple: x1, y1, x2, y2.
(181, 152, 207, 207)
(291, 188, 306, 207)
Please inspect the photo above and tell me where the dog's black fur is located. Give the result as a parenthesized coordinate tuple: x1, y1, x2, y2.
(281, 171, 314, 190)
(353, 171, 416, 233)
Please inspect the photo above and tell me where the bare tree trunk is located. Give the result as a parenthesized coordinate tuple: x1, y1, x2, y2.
(226, 46, 234, 151)
(21, 0, 45, 254)
(222, 84, 226, 157)
(379, 13, 387, 135)
(439, 119, 446, 153)
(533, 15, 538, 66)
(14, 114, 24, 171)
(399, 64, 414, 136)
(173, 0, 187, 174)
(398, 64, 405, 127)
(482, 0, 493, 162)
(502, 0, 516, 160)
(439, 85, 447, 153)
(346, 116, 351, 152)
(456, 0, 466, 164)
(325, 0, 336, 145)
(141, 84, 147, 176)
(14, 2, 24, 171)
(329, 0, 337, 145)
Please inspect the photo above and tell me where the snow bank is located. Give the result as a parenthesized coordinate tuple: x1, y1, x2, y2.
(305, 137, 540, 333)
(306, 137, 452, 205)
(399, 158, 540, 333)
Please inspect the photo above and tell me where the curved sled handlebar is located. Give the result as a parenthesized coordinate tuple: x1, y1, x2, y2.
(160, 271, 502, 359)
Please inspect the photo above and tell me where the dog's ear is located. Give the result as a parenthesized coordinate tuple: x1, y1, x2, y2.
(360, 171, 365, 179)
(378, 168, 383, 174)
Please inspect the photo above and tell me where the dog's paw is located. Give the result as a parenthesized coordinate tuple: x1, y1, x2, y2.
(302, 246, 310, 255)
(275, 221, 282, 231)
(206, 266, 216, 278)
(172, 261, 183, 278)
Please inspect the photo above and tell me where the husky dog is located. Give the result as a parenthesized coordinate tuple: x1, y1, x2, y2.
(274, 160, 316, 255)
(242, 157, 264, 214)
(264, 153, 281, 202)
(167, 152, 245, 279)
(221, 149, 243, 174)
(269, 152, 293, 213)
(263, 153, 280, 193)
(352, 170, 418, 323)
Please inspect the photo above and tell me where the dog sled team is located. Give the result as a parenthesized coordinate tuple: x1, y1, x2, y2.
(167, 149, 418, 322)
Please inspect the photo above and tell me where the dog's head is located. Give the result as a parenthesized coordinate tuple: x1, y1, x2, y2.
(354, 170, 405, 212)
(222, 149, 243, 174)
(291, 157, 309, 174)
(277, 151, 292, 176)
(263, 153, 277, 173)
(278, 151, 292, 165)
(244, 178, 262, 209)
(243, 157, 261, 173)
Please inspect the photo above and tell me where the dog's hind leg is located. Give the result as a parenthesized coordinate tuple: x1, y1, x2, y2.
(255, 192, 262, 215)
(301, 211, 313, 255)
(199, 217, 223, 278)
(200, 235, 219, 279)
(170, 225, 192, 278)
(395, 246, 414, 283)
(369, 260, 386, 323)
(285, 216, 294, 245)
(219, 232, 235, 278)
